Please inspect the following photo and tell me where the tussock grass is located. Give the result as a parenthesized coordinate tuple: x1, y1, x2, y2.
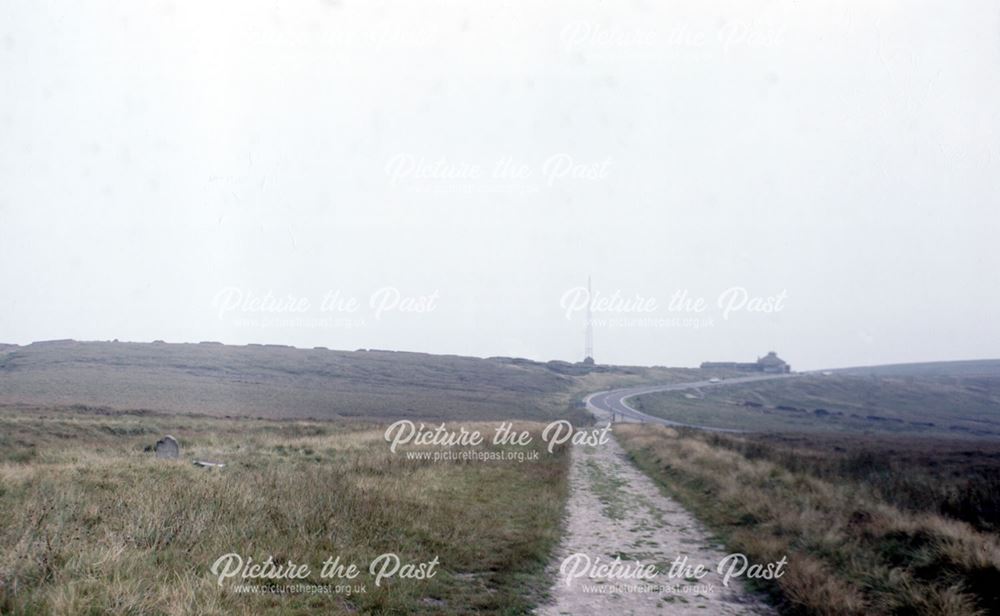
(0, 408, 569, 614)
(616, 425, 1000, 615)
(704, 432, 1000, 534)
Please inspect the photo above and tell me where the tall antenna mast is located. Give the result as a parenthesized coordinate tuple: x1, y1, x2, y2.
(584, 275, 594, 364)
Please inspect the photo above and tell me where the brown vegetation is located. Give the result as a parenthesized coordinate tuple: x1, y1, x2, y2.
(0, 406, 570, 614)
(632, 373, 1000, 437)
(0, 340, 710, 422)
(616, 424, 1000, 615)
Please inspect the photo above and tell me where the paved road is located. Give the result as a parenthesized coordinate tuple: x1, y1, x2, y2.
(585, 374, 795, 432)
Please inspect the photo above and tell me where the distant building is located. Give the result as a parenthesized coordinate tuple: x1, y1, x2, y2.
(701, 351, 791, 374)
(756, 351, 791, 373)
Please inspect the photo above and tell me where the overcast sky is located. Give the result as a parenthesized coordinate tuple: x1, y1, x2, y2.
(1, 0, 998, 370)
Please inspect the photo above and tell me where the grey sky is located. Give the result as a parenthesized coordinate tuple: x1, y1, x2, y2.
(1, 1, 998, 370)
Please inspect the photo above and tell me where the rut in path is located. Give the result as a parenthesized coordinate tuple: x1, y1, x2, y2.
(536, 438, 776, 616)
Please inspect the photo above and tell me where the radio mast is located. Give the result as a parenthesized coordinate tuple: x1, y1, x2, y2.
(584, 275, 594, 364)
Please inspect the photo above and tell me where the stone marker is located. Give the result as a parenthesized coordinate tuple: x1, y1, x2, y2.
(193, 460, 225, 469)
(155, 435, 179, 459)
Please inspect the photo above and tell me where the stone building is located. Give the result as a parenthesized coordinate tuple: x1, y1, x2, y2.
(700, 351, 791, 373)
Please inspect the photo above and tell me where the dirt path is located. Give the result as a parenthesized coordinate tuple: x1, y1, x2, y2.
(536, 438, 775, 615)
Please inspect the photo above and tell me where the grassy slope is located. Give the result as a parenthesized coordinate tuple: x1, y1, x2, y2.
(0, 340, 723, 613)
(835, 359, 1000, 378)
(0, 407, 569, 614)
(0, 340, 711, 423)
(616, 425, 1000, 615)
(630, 373, 1000, 437)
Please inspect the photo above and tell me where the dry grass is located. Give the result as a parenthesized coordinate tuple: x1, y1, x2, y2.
(631, 373, 1000, 437)
(616, 424, 1000, 615)
(0, 340, 717, 424)
(705, 432, 1000, 534)
(0, 407, 570, 614)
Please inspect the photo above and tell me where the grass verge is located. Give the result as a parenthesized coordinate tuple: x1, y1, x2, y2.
(616, 424, 1000, 615)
